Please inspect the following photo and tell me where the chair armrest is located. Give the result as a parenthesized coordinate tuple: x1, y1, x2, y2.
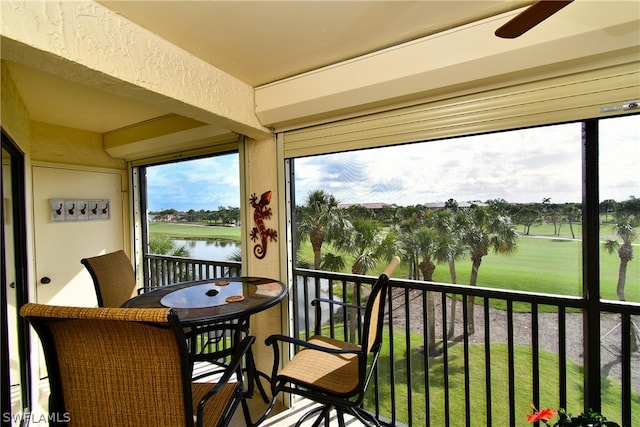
(264, 333, 363, 399)
(266, 334, 361, 355)
(195, 335, 255, 414)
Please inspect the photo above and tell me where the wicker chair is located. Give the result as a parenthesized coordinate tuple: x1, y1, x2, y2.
(20, 303, 253, 427)
(81, 250, 234, 365)
(81, 250, 137, 308)
(80, 250, 255, 398)
(259, 256, 399, 427)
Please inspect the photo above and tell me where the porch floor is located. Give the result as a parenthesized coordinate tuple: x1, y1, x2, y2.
(236, 395, 364, 427)
(29, 363, 360, 426)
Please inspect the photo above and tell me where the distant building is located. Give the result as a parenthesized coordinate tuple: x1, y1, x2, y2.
(338, 203, 391, 210)
(423, 201, 487, 209)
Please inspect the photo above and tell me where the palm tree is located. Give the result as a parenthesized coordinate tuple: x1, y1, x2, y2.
(461, 205, 518, 334)
(514, 205, 540, 235)
(335, 217, 397, 342)
(604, 214, 638, 301)
(336, 217, 397, 276)
(397, 217, 422, 281)
(414, 226, 441, 355)
(560, 203, 581, 239)
(296, 190, 349, 269)
(320, 252, 346, 272)
(148, 235, 192, 282)
(148, 235, 190, 257)
(432, 208, 467, 340)
(398, 210, 458, 355)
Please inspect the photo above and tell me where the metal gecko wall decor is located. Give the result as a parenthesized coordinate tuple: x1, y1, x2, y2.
(249, 191, 278, 259)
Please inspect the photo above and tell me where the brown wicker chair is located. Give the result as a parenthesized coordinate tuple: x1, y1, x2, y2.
(81, 250, 137, 308)
(259, 256, 399, 427)
(20, 303, 253, 427)
(80, 250, 224, 360)
(80, 250, 255, 397)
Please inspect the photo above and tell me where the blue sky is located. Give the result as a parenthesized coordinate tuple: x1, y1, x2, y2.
(146, 115, 638, 211)
(146, 153, 240, 212)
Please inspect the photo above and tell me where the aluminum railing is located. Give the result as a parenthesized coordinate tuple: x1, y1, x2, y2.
(293, 267, 639, 427)
(143, 253, 242, 290)
(141, 255, 638, 426)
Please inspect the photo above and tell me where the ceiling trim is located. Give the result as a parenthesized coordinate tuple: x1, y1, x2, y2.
(255, 2, 640, 129)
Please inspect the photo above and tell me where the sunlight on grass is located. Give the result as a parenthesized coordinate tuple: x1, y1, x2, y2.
(150, 222, 241, 240)
(366, 328, 639, 427)
(299, 234, 639, 303)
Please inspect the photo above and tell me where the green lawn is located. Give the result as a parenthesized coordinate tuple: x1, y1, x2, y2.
(149, 222, 241, 240)
(367, 327, 639, 426)
(299, 237, 639, 303)
(150, 221, 640, 302)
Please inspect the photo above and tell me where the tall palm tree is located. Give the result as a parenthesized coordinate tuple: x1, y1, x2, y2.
(604, 214, 638, 301)
(432, 208, 467, 340)
(335, 217, 397, 343)
(296, 190, 349, 269)
(562, 203, 581, 239)
(398, 211, 453, 355)
(414, 226, 441, 355)
(461, 205, 518, 334)
(397, 217, 422, 281)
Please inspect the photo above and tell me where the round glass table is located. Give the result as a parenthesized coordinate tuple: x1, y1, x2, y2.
(122, 276, 287, 325)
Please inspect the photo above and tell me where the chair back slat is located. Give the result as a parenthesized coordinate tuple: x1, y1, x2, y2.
(81, 250, 137, 307)
(364, 256, 399, 354)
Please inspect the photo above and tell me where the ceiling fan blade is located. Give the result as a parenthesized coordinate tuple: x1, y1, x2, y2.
(495, 0, 574, 39)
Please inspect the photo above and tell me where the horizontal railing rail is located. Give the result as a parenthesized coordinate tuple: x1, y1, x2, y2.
(142, 253, 242, 290)
(293, 267, 639, 427)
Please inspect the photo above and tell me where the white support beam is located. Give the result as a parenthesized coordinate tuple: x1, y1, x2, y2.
(255, 1, 640, 129)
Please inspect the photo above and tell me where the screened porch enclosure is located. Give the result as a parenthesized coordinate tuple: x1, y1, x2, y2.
(135, 114, 639, 426)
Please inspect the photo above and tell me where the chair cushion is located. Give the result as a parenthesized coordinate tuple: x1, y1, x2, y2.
(278, 335, 361, 395)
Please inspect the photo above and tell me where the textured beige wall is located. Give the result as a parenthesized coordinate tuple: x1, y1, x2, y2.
(243, 135, 286, 376)
(31, 121, 125, 169)
(1, 61, 31, 152)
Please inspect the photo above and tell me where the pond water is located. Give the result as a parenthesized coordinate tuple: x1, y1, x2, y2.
(170, 238, 240, 261)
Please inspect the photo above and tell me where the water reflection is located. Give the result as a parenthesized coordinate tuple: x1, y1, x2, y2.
(171, 238, 240, 261)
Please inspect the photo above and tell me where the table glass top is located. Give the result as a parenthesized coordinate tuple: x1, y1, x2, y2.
(160, 281, 259, 309)
(122, 277, 286, 324)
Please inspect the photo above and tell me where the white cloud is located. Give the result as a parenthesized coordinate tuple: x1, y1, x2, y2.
(147, 154, 240, 211)
(295, 119, 638, 206)
(146, 116, 638, 211)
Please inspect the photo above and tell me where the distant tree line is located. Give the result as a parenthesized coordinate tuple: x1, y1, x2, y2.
(295, 190, 638, 352)
(150, 206, 241, 226)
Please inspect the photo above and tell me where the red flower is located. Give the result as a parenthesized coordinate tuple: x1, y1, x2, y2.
(526, 407, 557, 423)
